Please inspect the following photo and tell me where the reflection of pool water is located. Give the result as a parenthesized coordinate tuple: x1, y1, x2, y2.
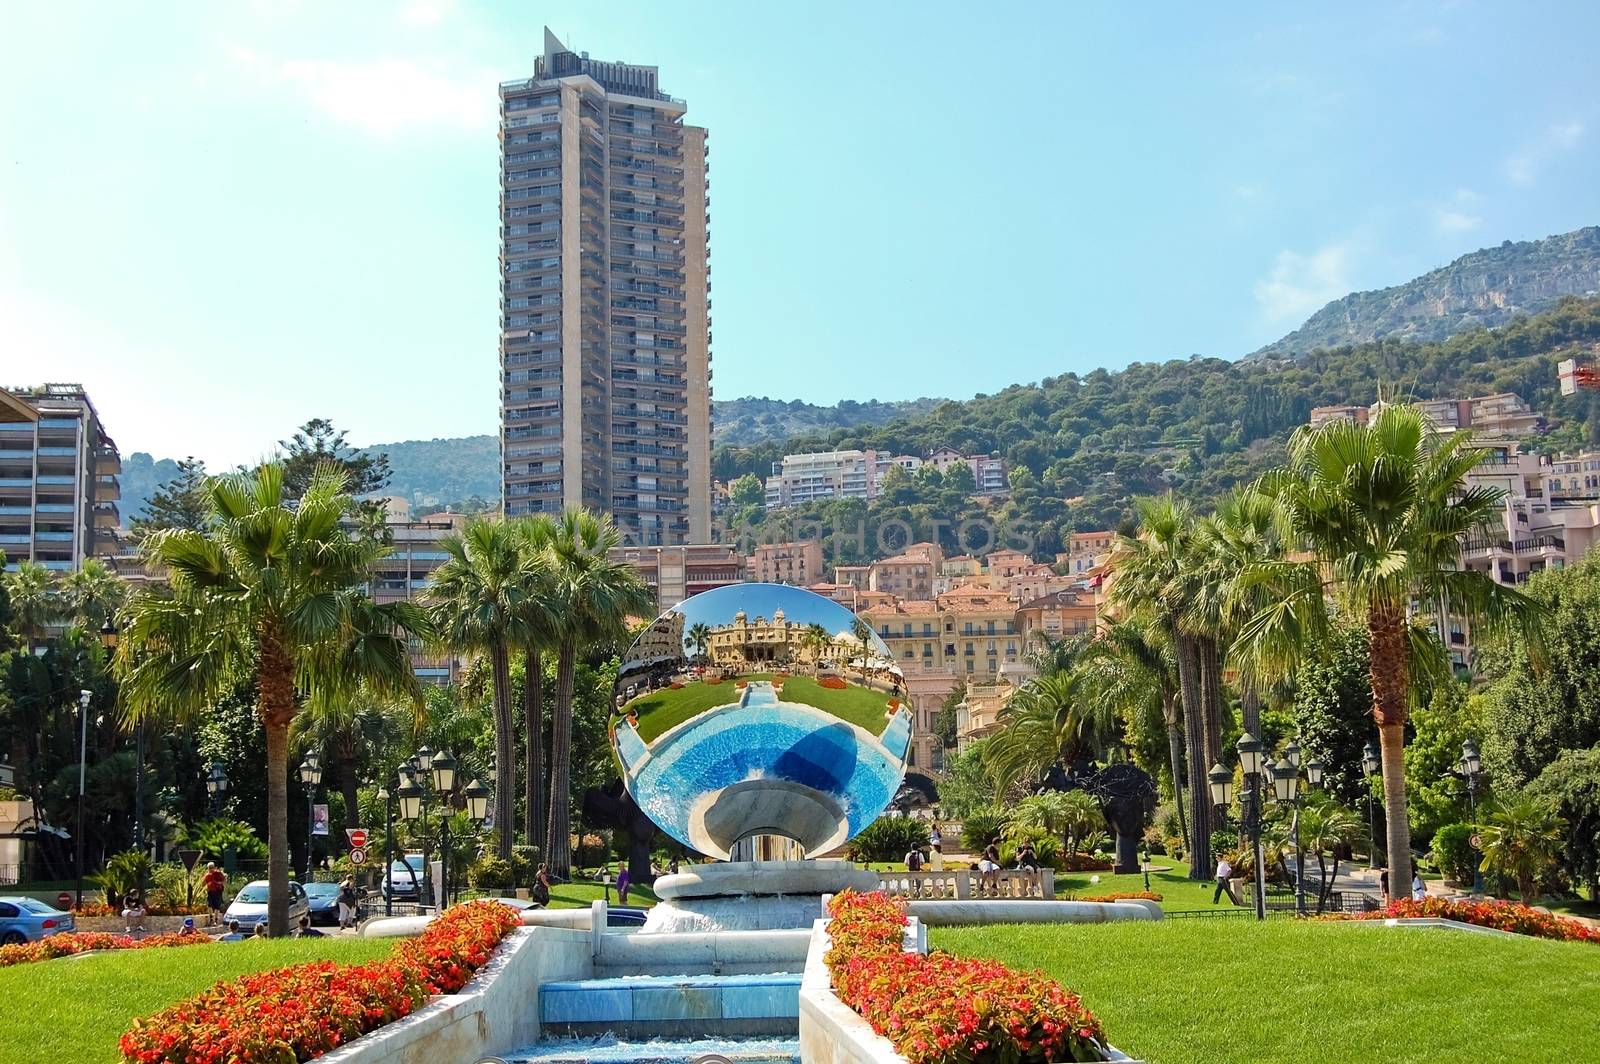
(623, 682, 907, 856)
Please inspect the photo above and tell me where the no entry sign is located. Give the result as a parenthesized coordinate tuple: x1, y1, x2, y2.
(346, 828, 368, 849)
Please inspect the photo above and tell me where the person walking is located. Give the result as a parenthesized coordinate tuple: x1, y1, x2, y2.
(1412, 868, 1426, 902)
(336, 877, 359, 930)
(928, 844, 945, 872)
(1212, 855, 1236, 905)
(905, 845, 924, 874)
(532, 863, 552, 907)
(929, 824, 943, 851)
(617, 864, 632, 905)
(202, 863, 227, 926)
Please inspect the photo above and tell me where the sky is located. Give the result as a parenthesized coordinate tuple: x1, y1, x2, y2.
(3, 1, 1598, 469)
(670, 583, 881, 651)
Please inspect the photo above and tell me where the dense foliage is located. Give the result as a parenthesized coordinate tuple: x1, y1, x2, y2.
(826, 890, 1108, 1064)
(848, 815, 932, 863)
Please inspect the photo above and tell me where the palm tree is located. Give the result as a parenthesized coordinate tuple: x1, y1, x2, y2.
(802, 622, 830, 670)
(1294, 795, 1366, 912)
(426, 517, 533, 860)
(62, 559, 126, 632)
(685, 621, 712, 664)
(1235, 405, 1542, 893)
(5, 560, 63, 651)
(116, 464, 425, 935)
(545, 510, 651, 877)
(851, 618, 873, 682)
(1108, 495, 1212, 879)
(296, 681, 414, 849)
(985, 668, 1117, 796)
(1078, 617, 1186, 846)
(1479, 793, 1567, 901)
(513, 514, 560, 853)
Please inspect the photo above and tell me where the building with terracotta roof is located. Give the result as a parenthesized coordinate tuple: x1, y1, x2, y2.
(746, 539, 823, 585)
(1015, 588, 1098, 644)
(867, 541, 942, 600)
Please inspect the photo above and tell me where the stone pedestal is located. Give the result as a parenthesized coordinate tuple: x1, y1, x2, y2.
(643, 860, 880, 933)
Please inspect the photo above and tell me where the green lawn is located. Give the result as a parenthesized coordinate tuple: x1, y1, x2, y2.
(935, 920, 1600, 1064)
(545, 880, 660, 909)
(628, 674, 892, 742)
(0, 936, 393, 1064)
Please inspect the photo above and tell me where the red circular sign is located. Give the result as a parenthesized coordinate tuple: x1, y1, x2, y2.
(57, 892, 73, 910)
(348, 829, 367, 848)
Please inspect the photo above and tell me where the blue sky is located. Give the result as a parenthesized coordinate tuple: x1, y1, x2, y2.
(3, 2, 1597, 468)
(669, 583, 885, 652)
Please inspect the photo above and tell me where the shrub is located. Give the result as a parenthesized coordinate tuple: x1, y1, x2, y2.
(849, 816, 932, 863)
(819, 676, 848, 690)
(182, 818, 269, 863)
(959, 808, 1008, 853)
(149, 862, 204, 911)
(1431, 823, 1478, 886)
(998, 830, 1061, 870)
(93, 850, 152, 906)
(119, 899, 520, 1062)
(826, 891, 1109, 1063)
(572, 833, 609, 870)
(467, 855, 514, 890)
(510, 845, 541, 887)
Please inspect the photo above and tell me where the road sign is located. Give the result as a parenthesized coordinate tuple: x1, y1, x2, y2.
(1469, 832, 1483, 849)
(56, 892, 72, 910)
(346, 828, 368, 849)
(349, 847, 368, 866)
(177, 848, 202, 873)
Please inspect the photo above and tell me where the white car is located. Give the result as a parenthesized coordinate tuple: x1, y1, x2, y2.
(223, 880, 310, 931)
(383, 854, 427, 899)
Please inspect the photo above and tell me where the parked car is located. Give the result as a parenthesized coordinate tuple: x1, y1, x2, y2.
(223, 880, 309, 931)
(302, 881, 358, 927)
(383, 854, 426, 899)
(0, 896, 75, 945)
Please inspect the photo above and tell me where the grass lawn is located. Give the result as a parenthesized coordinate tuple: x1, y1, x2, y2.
(0, 936, 394, 1064)
(935, 919, 1600, 1063)
(628, 673, 891, 742)
(546, 880, 660, 909)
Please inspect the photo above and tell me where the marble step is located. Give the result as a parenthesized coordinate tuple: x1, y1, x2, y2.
(504, 1035, 800, 1064)
(539, 973, 802, 1037)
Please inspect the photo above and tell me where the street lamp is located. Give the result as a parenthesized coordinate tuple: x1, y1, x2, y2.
(204, 762, 229, 812)
(1458, 738, 1484, 894)
(299, 753, 323, 875)
(377, 785, 394, 916)
(74, 689, 93, 909)
(1361, 741, 1380, 870)
(1283, 740, 1301, 770)
(1271, 752, 1323, 916)
(100, 620, 136, 859)
(1207, 764, 1232, 810)
(464, 779, 491, 822)
(1236, 732, 1268, 920)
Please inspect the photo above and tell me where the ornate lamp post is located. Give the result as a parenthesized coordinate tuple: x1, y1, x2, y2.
(74, 689, 93, 909)
(1236, 732, 1268, 920)
(377, 784, 393, 916)
(397, 746, 488, 909)
(205, 762, 229, 814)
(1361, 742, 1380, 870)
(1271, 751, 1323, 915)
(298, 753, 323, 876)
(1458, 738, 1484, 894)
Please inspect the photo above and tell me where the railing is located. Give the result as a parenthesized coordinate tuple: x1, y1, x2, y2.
(875, 869, 1054, 900)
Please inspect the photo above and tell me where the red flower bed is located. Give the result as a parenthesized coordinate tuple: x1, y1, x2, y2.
(826, 891, 1108, 1064)
(119, 899, 520, 1063)
(819, 676, 848, 690)
(1077, 891, 1162, 904)
(1333, 896, 1600, 944)
(0, 930, 213, 969)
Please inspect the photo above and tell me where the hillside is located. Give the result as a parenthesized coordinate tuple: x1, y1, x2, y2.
(711, 395, 945, 446)
(715, 297, 1600, 562)
(1250, 226, 1600, 360)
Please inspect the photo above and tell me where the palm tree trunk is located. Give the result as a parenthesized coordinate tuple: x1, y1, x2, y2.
(1369, 603, 1413, 896)
(1175, 633, 1211, 880)
(1198, 636, 1224, 773)
(546, 639, 577, 878)
(257, 620, 296, 937)
(490, 642, 516, 860)
(339, 746, 360, 854)
(523, 646, 545, 854)
(1240, 680, 1262, 737)
(1164, 710, 1188, 848)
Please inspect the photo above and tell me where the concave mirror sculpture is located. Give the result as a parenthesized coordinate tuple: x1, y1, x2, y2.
(612, 583, 911, 860)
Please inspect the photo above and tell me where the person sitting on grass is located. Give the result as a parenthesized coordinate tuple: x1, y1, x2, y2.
(251, 923, 268, 939)
(294, 914, 325, 938)
(178, 917, 198, 936)
(218, 919, 244, 941)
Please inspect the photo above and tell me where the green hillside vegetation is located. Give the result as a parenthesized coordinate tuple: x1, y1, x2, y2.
(715, 297, 1600, 563)
(711, 395, 946, 446)
(1251, 225, 1600, 359)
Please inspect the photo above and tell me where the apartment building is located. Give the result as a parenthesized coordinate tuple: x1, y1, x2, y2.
(1015, 589, 1098, 644)
(499, 29, 711, 546)
(746, 539, 823, 585)
(954, 677, 1020, 751)
(1309, 393, 1541, 437)
(763, 447, 1007, 508)
(0, 384, 120, 572)
(370, 507, 469, 684)
(609, 542, 744, 611)
(867, 541, 942, 600)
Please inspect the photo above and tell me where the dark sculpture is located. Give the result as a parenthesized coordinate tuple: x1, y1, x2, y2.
(582, 782, 658, 886)
(1086, 763, 1159, 874)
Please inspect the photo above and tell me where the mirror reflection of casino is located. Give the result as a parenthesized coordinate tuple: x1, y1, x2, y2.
(610, 583, 912, 861)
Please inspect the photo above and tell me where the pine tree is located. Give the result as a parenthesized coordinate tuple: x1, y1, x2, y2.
(131, 456, 210, 540)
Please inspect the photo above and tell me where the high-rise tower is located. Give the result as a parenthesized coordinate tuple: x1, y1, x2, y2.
(499, 29, 711, 545)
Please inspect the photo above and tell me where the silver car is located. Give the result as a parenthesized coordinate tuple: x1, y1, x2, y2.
(223, 880, 310, 931)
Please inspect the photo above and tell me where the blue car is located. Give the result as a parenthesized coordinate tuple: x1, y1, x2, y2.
(0, 896, 76, 945)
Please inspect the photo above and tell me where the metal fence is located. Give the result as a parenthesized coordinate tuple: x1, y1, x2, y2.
(1166, 886, 1381, 918)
